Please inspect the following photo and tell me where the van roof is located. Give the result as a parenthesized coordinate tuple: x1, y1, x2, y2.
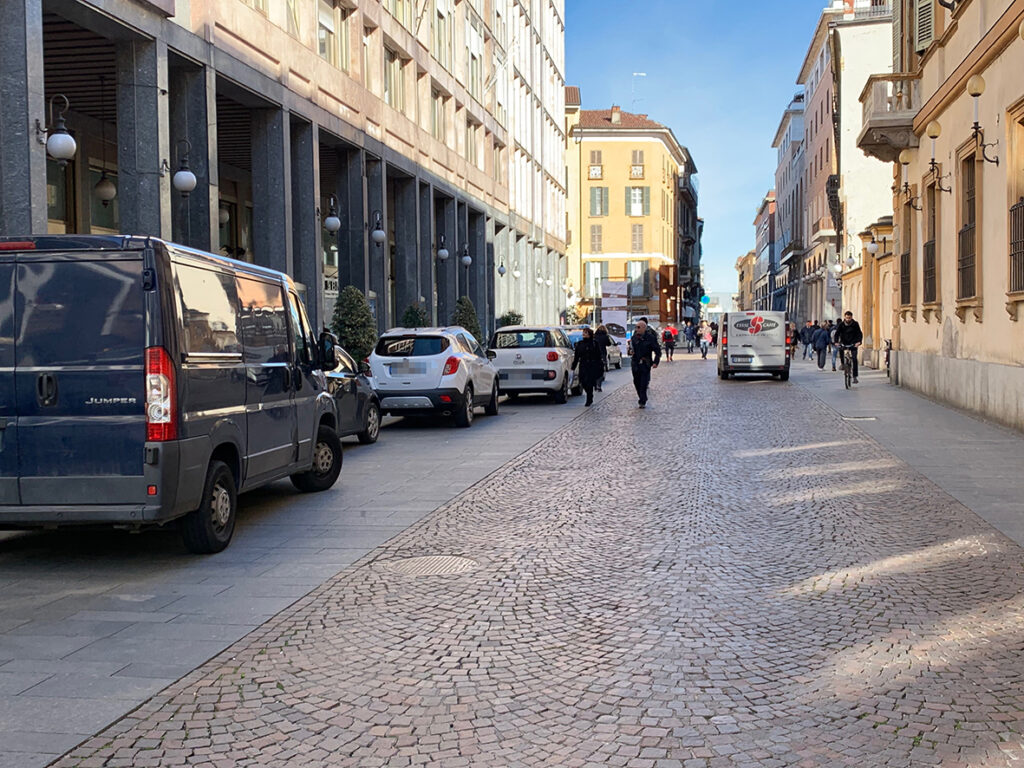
(0, 234, 288, 283)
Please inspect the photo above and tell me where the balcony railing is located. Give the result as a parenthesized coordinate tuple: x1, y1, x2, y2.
(848, 2, 892, 19)
(958, 223, 977, 300)
(923, 240, 937, 303)
(858, 73, 922, 162)
(1011, 198, 1024, 293)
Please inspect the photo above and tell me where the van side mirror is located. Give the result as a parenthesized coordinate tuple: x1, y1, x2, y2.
(319, 331, 339, 371)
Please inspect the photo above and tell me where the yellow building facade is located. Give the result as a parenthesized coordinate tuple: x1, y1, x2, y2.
(566, 97, 692, 322)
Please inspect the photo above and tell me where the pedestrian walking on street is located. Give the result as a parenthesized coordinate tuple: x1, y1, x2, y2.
(684, 321, 696, 353)
(800, 321, 814, 360)
(629, 318, 661, 408)
(571, 326, 604, 407)
(788, 322, 800, 358)
(812, 323, 831, 370)
(698, 321, 712, 359)
(710, 321, 719, 348)
(834, 310, 864, 383)
(661, 324, 677, 361)
(594, 324, 612, 392)
(827, 320, 840, 371)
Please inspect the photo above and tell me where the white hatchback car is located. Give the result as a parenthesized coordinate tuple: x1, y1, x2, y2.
(488, 326, 577, 403)
(369, 326, 499, 427)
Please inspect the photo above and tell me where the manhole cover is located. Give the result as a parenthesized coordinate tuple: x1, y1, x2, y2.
(842, 416, 878, 421)
(377, 555, 478, 576)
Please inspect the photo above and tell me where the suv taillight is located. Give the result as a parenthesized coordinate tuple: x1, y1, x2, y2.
(546, 350, 559, 362)
(145, 346, 177, 441)
(442, 356, 460, 376)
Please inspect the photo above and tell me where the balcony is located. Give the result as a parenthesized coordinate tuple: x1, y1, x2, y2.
(858, 73, 922, 162)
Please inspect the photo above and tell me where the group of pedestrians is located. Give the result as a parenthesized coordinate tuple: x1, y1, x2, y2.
(797, 313, 864, 383)
(570, 318, 662, 409)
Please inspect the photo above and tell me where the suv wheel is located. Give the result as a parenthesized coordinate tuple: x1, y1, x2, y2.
(552, 375, 568, 404)
(454, 386, 474, 428)
(180, 460, 236, 554)
(357, 401, 381, 444)
(484, 381, 499, 416)
(291, 425, 343, 492)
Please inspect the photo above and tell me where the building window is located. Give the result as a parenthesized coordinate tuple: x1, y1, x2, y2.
(362, 28, 372, 90)
(924, 184, 938, 303)
(627, 186, 650, 217)
(286, 0, 300, 37)
(584, 260, 609, 298)
(246, 0, 268, 14)
(386, 0, 413, 28)
(631, 223, 643, 254)
(433, 0, 453, 71)
(431, 88, 446, 142)
(493, 142, 503, 185)
(318, 0, 337, 65)
(627, 260, 647, 297)
(1010, 112, 1024, 295)
(590, 150, 602, 165)
(384, 48, 405, 111)
(958, 154, 977, 300)
(589, 187, 609, 217)
(465, 119, 478, 166)
(467, 17, 483, 101)
(900, 202, 913, 306)
(590, 224, 602, 253)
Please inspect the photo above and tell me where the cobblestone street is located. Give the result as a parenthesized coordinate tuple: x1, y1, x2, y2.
(54, 358, 1024, 767)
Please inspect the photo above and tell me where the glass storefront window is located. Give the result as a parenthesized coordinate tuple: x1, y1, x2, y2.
(46, 159, 70, 233)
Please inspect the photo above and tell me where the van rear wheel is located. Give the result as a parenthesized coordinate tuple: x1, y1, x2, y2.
(291, 425, 343, 492)
(180, 460, 236, 554)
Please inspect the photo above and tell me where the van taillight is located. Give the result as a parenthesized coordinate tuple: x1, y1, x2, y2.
(145, 346, 177, 441)
(546, 350, 559, 362)
(0, 241, 36, 251)
(442, 356, 460, 376)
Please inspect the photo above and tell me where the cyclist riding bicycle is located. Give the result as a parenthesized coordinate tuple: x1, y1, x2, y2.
(834, 310, 864, 384)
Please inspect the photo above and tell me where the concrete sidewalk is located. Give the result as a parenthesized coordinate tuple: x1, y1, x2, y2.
(789, 356, 1024, 547)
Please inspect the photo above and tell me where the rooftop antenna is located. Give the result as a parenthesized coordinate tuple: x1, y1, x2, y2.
(631, 72, 647, 111)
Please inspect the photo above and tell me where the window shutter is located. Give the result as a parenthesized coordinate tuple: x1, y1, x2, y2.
(914, 0, 934, 54)
(602, 187, 609, 216)
(643, 187, 651, 216)
(590, 187, 598, 216)
(892, 0, 903, 71)
(625, 187, 631, 215)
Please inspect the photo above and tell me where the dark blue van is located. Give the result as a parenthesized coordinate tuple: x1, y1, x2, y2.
(0, 235, 343, 553)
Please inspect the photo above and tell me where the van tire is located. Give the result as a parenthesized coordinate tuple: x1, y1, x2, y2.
(719, 369, 730, 380)
(291, 425, 343, 492)
(357, 402, 381, 444)
(614, 360, 622, 369)
(484, 381, 500, 416)
(180, 460, 237, 554)
(454, 386, 474, 428)
(780, 370, 790, 382)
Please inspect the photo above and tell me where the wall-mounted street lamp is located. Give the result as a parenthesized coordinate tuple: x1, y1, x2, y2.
(437, 234, 449, 261)
(898, 150, 923, 211)
(512, 261, 521, 279)
(323, 195, 341, 236)
(966, 74, 999, 166)
(461, 243, 472, 267)
(161, 139, 198, 197)
(37, 94, 77, 165)
(370, 211, 386, 245)
(218, 207, 230, 225)
(497, 262, 507, 277)
(93, 77, 116, 207)
(535, 271, 544, 285)
(925, 121, 953, 193)
(545, 277, 553, 287)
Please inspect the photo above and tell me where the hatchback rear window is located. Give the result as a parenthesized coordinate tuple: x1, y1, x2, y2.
(375, 336, 449, 357)
(491, 330, 552, 349)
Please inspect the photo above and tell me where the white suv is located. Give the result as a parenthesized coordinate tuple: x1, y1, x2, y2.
(488, 326, 577, 403)
(369, 326, 499, 428)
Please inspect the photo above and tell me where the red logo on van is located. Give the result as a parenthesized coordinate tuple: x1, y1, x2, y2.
(734, 317, 779, 334)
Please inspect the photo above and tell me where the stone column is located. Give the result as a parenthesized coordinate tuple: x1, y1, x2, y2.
(251, 107, 292, 275)
(456, 201, 469, 301)
(116, 38, 170, 238)
(0, 0, 47, 235)
(168, 63, 214, 250)
(418, 182, 435, 324)
(468, 211, 487, 331)
(336, 146, 365, 291)
(393, 177, 418, 320)
(290, 119, 321, 329)
(436, 196, 457, 323)
(365, 156, 386, 330)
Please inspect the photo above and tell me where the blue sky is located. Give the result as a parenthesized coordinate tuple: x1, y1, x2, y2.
(565, 0, 828, 295)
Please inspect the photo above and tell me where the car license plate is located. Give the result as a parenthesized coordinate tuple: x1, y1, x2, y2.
(732, 356, 753, 363)
(512, 359, 526, 365)
(389, 362, 426, 374)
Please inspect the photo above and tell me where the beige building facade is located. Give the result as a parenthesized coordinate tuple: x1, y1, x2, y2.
(858, 0, 1024, 431)
(0, 0, 565, 333)
(565, 97, 695, 323)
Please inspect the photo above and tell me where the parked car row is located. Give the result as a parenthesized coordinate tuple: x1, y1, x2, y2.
(0, 235, 626, 555)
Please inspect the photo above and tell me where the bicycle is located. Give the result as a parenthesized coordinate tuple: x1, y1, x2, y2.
(837, 344, 856, 389)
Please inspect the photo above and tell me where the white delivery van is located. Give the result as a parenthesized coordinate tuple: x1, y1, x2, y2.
(718, 311, 790, 381)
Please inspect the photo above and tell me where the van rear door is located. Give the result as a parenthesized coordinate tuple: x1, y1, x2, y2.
(0, 254, 17, 503)
(728, 311, 787, 370)
(14, 253, 146, 504)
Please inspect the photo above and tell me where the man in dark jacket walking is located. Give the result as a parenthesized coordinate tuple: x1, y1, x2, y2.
(800, 321, 815, 360)
(833, 311, 864, 383)
(630, 318, 661, 409)
(812, 323, 831, 370)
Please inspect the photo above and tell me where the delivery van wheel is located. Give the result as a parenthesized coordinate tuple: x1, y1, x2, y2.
(719, 368, 730, 380)
(180, 460, 237, 554)
(780, 370, 790, 382)
(291, 425, 344, 492)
